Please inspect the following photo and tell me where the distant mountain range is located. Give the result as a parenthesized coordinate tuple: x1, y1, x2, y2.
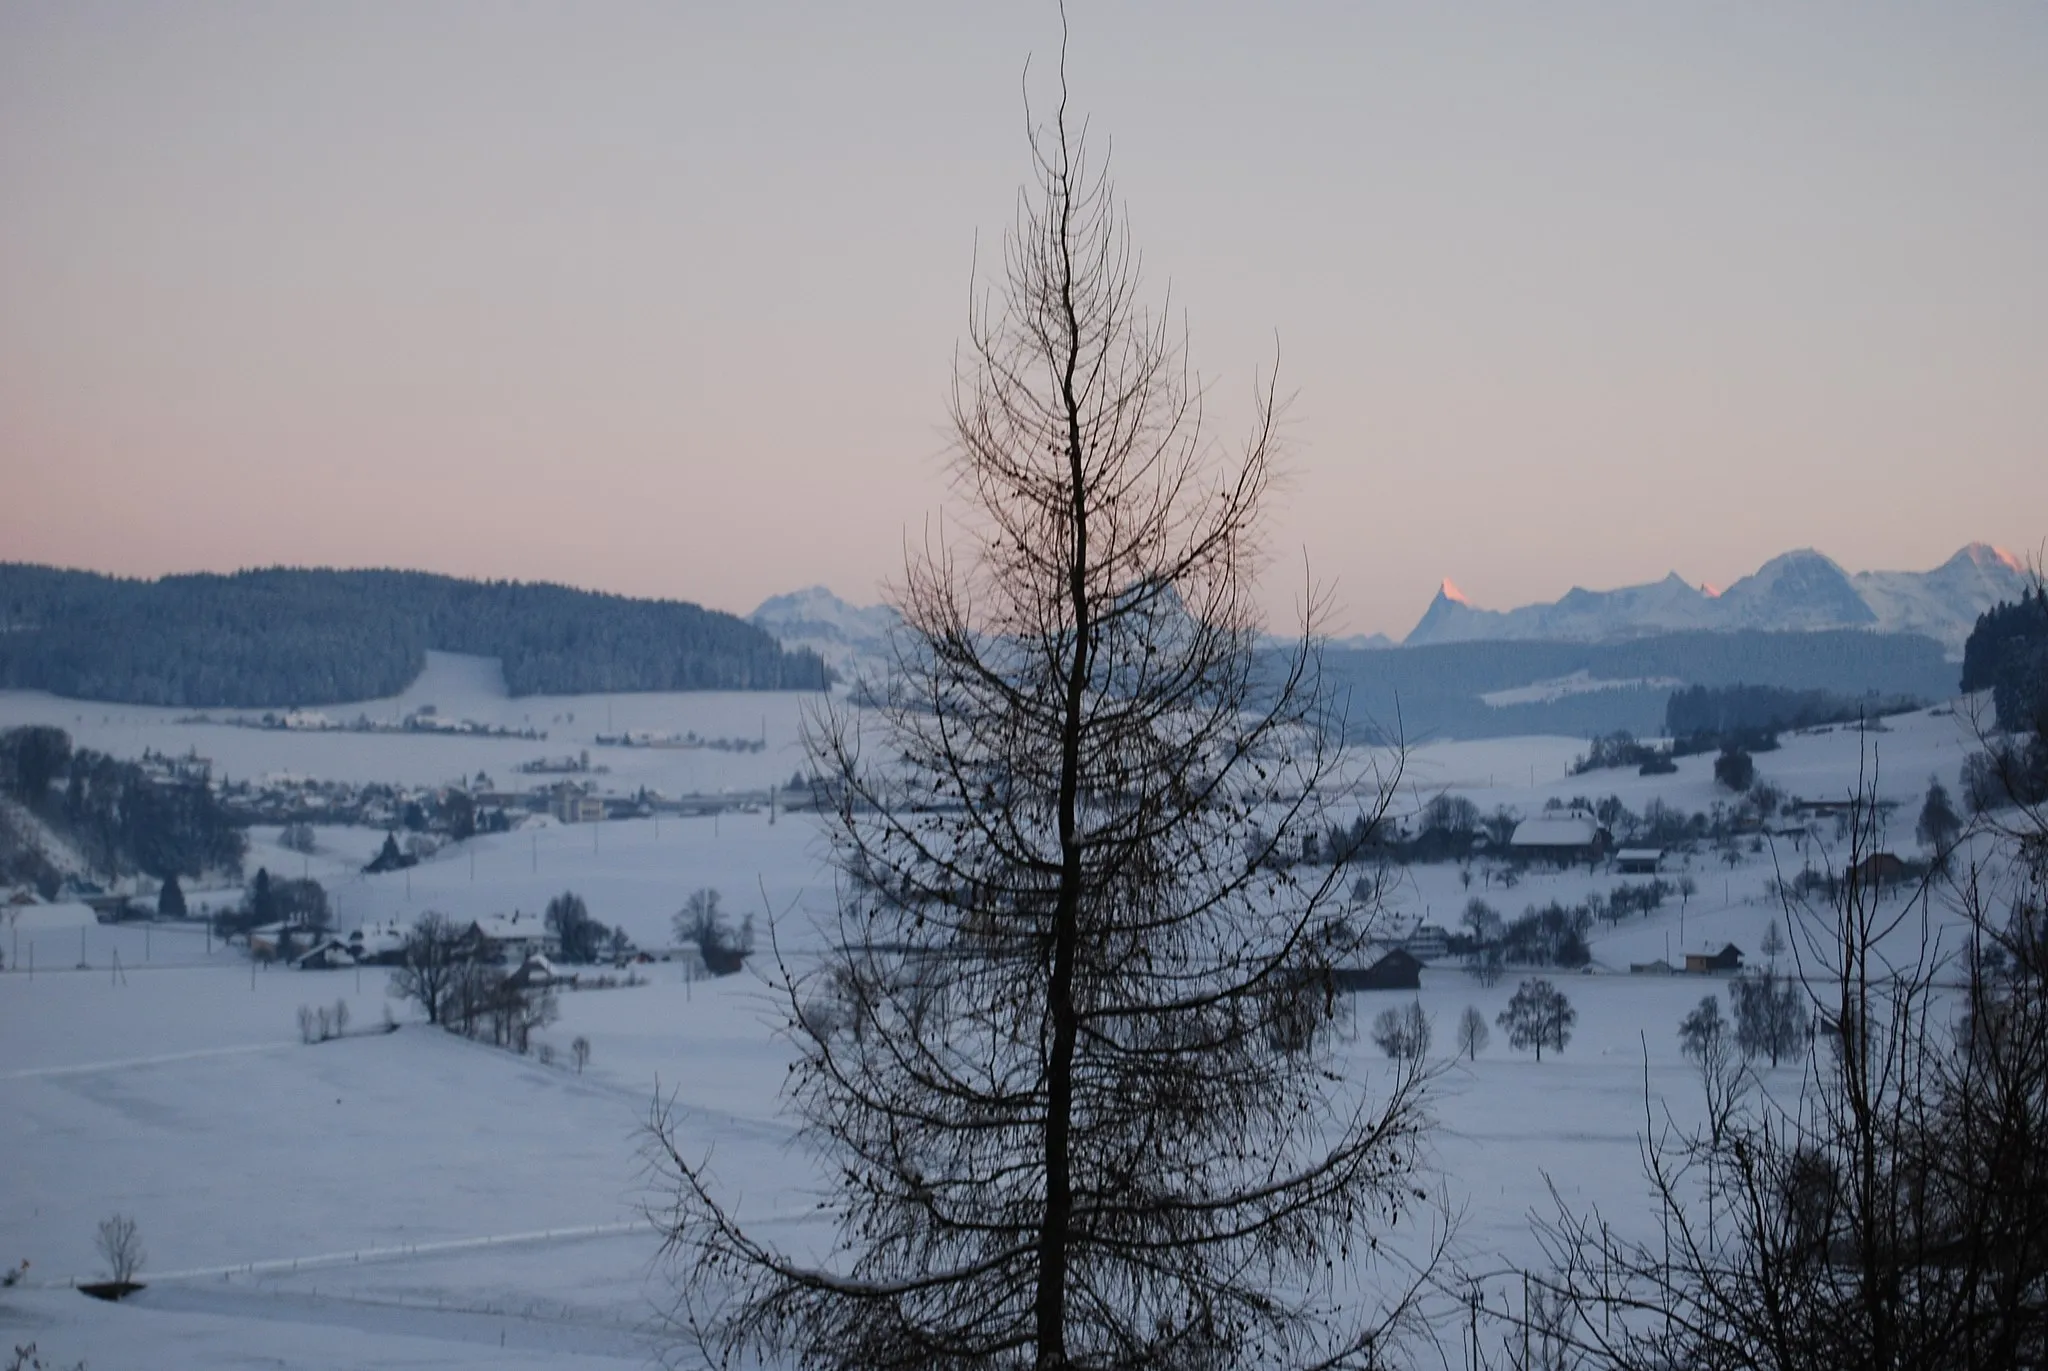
(1403, 544, 2027, 654)
(752, 545, 2028, 670)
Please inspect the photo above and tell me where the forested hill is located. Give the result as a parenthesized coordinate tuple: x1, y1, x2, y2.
(1309, 627, 1957, 743)
(0, 565, 831, 707)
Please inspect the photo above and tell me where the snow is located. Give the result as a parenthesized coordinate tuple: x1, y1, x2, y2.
(1401, 543, 2026, 649)
(0, 651, 823, 795)
(750, 586, 900, 676)
(1480, 670, 1684, 707)
(0, 675, 2019, 1367)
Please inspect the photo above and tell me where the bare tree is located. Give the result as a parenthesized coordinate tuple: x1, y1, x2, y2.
(94, 1214, 144, 1285)
(1456, 1006, 1490, 1061)
(674, 887, 752, 976)
(1759, 919, 1786, 971)
(649, 51, 1435, 1371)
(1728, 967, 1808, 1069)
(1676, 994, 1727, 1066)
(571, 1035, 591, 1074)
(1498, 980, 1575, 1062)
(388, 911, 461, 1025)
(1372, 1000, 1434, 1061)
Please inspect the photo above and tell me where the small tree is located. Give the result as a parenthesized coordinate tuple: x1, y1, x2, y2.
(1714, 745, 1756, 794)
(674, 887, 751, 975)
(1463, 897, 1506, 986)
(571, 1035, 591, 1074)
(279, 821, 317, 855)
(332, 998, 349, 1037)
(1759, 919, 1786, 971)
(1917, 774, 1962, 858)
(1456, 1005, 1490, 1061)
(156, 872, 186, 920)
(545, 890, 606, 964)
(389, 911, 462, 1025)
(271, 877, 330, 935)
(94, 1214, 144, 1285)
(1728, 967, 1809, 1068)
(1499, 978, 1576, 1061)
(1371, 1000, 1433, 1061)
(1677, 994, 1727, 1065)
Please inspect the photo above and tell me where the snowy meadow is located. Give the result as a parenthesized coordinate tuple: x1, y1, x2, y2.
(0, 661, 2009, 1369)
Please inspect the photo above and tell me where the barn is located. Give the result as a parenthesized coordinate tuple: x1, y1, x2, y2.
(1331, 947, 1424, 993)
(1509, 815, 1609, 866)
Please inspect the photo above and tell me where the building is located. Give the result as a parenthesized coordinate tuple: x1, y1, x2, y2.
(295, 939, 356, 971)
(463, 913, 555, 964)
(1684, 943, 1745, 975)
(1849, 852, 1909, 888)
(1402, 924, 1451, 963)
(503, 953, 575, 992)
(1332, 947, 1425, 992)
(1509, 815, 1609, 866)
(1613, 847, 1664, 875)
(550, 783, 606, 825)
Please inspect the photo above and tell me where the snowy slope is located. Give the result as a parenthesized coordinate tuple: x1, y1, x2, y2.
(750, 585, 899, 677)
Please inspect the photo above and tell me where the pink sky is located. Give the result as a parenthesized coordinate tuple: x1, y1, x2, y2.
(2, 4, 2043, 638)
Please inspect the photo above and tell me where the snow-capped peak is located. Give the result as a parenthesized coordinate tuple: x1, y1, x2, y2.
(1401, 544, 2027, 652)
(750, 586, 899, 675)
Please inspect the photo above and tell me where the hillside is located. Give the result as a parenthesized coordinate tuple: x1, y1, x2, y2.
(1315, 627, 1957, 743)
(0, 565, 830, 708)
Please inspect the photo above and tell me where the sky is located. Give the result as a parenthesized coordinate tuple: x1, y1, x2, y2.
(2, 3, 2044, 639)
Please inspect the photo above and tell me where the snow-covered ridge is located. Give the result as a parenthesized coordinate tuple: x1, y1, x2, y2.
(1405, 544, 2028, 653)
(749, 586, 899, 675)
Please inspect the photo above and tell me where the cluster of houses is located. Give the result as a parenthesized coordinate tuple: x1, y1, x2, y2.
(268, 910, 657, 990)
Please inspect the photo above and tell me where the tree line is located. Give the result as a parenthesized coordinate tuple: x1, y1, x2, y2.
(1, 724, 245, 891)
(1962, 582, 2048, 733)
(0, 564, 830, 708)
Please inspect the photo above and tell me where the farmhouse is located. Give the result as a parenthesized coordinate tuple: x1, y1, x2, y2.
(1849, 852, 1909, 888)
(1684, 943, 1745, 975)
(503, 952, 574, 991)
(295, 939, 356, 971)
(1402, 924, 1451, 963)
(550, 783, 606, 825)
(348, 926, 409, 966)
(1509, 815, 1609, 866)
(463, 913, 555, 963)
(1613, 847, 1664, 875)
(1331, 947, 1424, 992)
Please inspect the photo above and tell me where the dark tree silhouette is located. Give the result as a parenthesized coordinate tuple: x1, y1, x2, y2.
(156, 873, 186, 921)
(1498, 979, 1576, 1061)
(545, 890, 606, 964)
(649, 55, 1434, 1371)
(389, 911, 462, 1026)
(0, 725, 70, 801)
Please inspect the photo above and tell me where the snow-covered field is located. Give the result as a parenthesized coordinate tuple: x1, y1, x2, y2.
(0, 668, 2007, 1368)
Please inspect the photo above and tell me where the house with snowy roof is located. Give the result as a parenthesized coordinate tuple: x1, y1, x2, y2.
(461, 912, 555, 964)
(1508, 815, 1609, 866)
